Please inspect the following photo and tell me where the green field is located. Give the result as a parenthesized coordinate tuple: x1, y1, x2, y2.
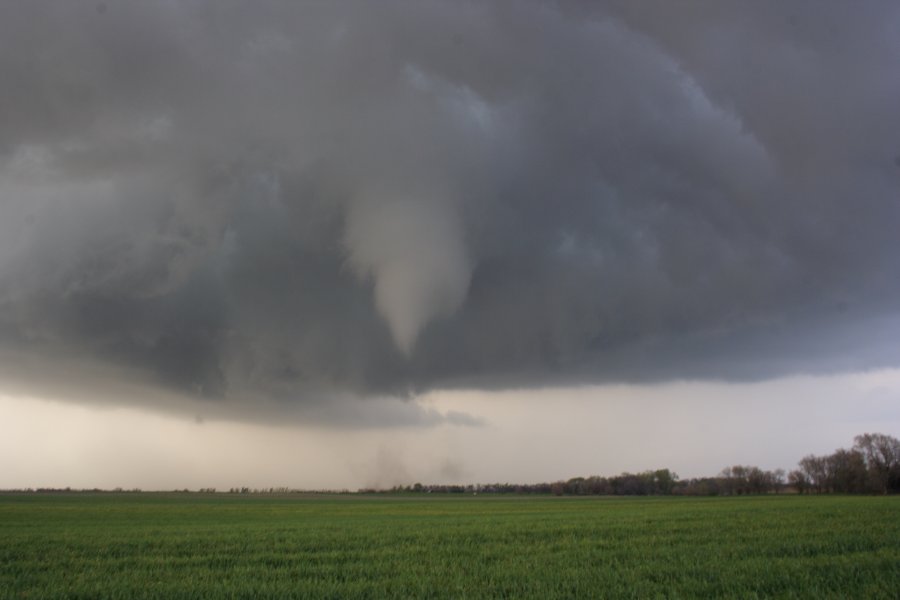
(1, 494, 898, 599)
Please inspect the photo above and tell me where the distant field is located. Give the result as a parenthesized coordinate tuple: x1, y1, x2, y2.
(1, 494, 898, 599)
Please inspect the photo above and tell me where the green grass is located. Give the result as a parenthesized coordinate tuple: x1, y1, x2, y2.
(1, 494, 898, 598)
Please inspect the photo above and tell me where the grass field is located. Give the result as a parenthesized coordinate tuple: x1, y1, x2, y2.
(1, 493, 898, 599)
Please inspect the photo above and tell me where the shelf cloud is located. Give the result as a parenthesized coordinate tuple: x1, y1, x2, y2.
(1, 0, 899, 425)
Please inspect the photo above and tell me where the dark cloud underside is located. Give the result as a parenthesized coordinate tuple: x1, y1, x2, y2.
(1, 1, 899, 423)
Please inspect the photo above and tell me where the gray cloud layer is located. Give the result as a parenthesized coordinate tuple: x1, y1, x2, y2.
(1, 1, 899, 423)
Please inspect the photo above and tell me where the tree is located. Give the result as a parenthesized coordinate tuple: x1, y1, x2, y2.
(825, 448, 867, 493)
(746, 467, 768, 494)
(653, 469, 678, 495)
(798, 455, 828, 493)
(788, 469, 809, 494)
(730, 465, 749, 495)
(771, 469, 786, 493)
(854, 433, 900, 494)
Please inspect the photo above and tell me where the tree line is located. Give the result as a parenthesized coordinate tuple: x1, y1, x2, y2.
(384, 433, 900, 496)
(788, 433, 900, 494)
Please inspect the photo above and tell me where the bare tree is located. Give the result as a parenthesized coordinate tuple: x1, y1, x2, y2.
(854, 433, 900, 494)
(788, 469, 809, 494)
(799, 455, 828, 493)
(825, 448, 867, 493)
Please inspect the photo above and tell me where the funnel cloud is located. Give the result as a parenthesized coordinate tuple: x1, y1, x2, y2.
(1, 1, 899, 425)
(344, 193, 471, 355)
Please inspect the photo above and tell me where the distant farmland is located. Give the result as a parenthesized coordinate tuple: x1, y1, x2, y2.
(1, 494, 898, 599)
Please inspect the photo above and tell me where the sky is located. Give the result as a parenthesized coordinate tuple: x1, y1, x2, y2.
(1, 0, 899, 490)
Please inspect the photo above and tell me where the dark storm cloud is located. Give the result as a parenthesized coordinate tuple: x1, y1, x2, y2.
(1, 0, 899, 423)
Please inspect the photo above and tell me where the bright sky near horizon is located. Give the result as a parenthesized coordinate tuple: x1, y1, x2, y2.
(3, 370, 899, 490)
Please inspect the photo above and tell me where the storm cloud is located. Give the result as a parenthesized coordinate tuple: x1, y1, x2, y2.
(1, 0, 899, 424)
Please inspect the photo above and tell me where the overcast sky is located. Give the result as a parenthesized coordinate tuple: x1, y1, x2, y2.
(1, 1, 899, 489)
